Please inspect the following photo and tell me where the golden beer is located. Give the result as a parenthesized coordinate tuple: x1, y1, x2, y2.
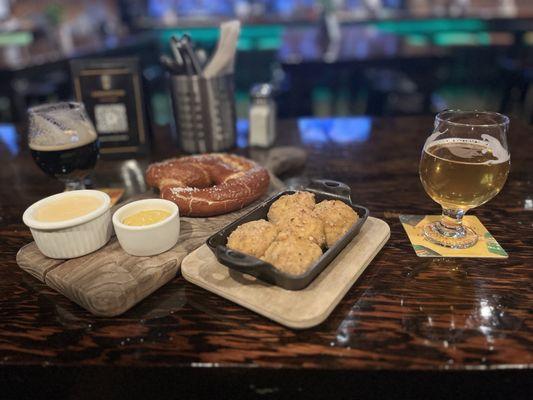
(420, 138, 510, 210)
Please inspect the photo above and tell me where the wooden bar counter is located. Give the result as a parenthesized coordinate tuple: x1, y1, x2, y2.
(0, 117, 531, 399)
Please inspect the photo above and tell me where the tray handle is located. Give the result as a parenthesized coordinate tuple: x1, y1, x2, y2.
(307, 179, 352, 202)
(216, 246, 265, 270)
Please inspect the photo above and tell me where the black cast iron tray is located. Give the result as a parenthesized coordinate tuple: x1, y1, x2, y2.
(206, 179, 369, 291)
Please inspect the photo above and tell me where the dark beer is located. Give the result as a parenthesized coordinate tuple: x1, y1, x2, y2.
(30, 139, 99, 181)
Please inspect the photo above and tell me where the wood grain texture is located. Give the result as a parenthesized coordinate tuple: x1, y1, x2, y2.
(15, 185, 282, 317)
(0, 118, 532, 379)
(182, 217, 390, 328)
(14, 150, 294, 316)
(15, 243, 63, 282)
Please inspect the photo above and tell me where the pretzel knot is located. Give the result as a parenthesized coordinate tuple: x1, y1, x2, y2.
(145, 154, 270, 217)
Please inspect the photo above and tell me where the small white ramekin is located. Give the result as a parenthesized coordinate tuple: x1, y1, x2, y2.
(112, 199, 180, 257)
(22, 190, 112, 259)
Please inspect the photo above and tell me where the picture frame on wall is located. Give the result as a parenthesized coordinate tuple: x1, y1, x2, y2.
(71, 57, 148, 156)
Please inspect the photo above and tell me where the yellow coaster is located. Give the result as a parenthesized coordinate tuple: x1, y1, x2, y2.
(399, 215, 508, 258)
(97, 188, 124, 206)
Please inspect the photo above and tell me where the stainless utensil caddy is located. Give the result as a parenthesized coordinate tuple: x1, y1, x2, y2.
(169, 73, 236, 153)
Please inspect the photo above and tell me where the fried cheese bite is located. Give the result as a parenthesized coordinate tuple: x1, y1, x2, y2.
(262, 237, 323, 276)
(276, 207, 326, 247)
(313, 200, 359, 247)
(227, 219, 279, 258)
(267, 191, 316, 224)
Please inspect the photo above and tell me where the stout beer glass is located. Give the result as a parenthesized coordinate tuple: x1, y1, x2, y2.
(28, 102, 99, 190)
(419, 110, 510, 248)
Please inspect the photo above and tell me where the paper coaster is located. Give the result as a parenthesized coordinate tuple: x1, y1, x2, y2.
(399, 215, 508, 258)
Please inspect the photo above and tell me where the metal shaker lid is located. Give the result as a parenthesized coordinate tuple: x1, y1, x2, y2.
(250, 83, 273, 100)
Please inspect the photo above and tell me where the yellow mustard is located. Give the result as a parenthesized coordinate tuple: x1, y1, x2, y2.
(122, 210, 171, 226)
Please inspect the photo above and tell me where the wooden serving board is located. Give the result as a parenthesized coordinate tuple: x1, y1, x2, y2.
(181, 217, 390, 329)
(16, 147, 305, 317)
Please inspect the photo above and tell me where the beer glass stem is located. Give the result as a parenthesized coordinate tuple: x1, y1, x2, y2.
(438, 208, 466, 238)
(423, 207, 478, 248)
(64, 179, 86, 191)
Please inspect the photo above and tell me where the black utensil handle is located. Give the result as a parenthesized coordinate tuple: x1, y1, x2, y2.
(216, 246, 264, 270)
(170, 36, 185, 67)
(307, 179, 352, 201)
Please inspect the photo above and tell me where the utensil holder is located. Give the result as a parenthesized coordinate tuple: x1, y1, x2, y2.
(169, 73, 236, 153)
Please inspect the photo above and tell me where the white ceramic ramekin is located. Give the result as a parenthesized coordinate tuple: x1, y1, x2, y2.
(22, 190, 112, 259)
(112, 199, 180, 257)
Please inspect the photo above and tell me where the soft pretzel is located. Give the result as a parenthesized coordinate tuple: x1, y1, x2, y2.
(145, 154, 269, 217)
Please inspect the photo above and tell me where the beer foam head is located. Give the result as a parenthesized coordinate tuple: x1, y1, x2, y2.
(423, 130, 444, 151)
(29, 103, 97, 151)
(425, 136, 510, 165)
(480, 134, 510, 164)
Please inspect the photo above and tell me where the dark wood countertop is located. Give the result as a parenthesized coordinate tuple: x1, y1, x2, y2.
(0, 116, 531, 398)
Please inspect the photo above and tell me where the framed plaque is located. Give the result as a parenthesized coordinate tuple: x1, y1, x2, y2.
(71, 58, 148, 156)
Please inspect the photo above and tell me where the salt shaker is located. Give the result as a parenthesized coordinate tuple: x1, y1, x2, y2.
(249, 84, 276, 147)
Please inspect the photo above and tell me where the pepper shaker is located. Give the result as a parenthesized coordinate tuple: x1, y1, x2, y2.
(249, 83, 276, 147)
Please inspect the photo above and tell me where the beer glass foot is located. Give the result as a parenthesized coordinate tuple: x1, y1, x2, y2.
(423, 221, 478, 249)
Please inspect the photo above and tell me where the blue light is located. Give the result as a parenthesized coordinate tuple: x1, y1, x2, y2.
(298, 117, 371, 145)
(236, 118, 249, 148)
(148, 0, 234, 18)
(0, 124, 19, 155)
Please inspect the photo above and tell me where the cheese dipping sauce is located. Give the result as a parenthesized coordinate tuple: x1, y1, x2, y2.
(122, 210, 171, 226)
(35, 195, 103, 222)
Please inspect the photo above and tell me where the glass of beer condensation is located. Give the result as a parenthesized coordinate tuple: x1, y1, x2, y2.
(419, 110, 510, 248)
(28, 102, 99, 191)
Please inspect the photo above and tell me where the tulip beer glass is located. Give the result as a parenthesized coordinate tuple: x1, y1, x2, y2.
(419, 110, 510, 248)
(28, 102, 99, 190)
